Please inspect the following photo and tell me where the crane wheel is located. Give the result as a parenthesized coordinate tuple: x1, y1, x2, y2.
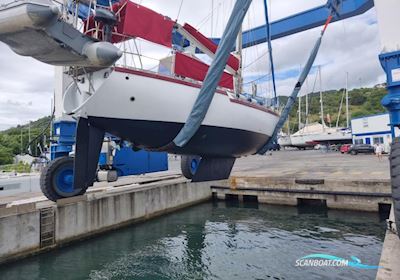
(181, 155, 201, 179)
(40, 157, 86, 202)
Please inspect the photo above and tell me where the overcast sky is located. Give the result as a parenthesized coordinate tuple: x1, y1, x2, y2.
(0, 0, 385, 130)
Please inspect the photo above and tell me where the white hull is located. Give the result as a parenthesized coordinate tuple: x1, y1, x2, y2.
(291, 130, 352, 147)
(278, 135, 292, 147)
(64, 67, 280, 157)
(312, 131, 352, 142)
(290, 134, 317, 147)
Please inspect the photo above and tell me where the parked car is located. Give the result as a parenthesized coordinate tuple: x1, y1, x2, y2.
(347, 144, 375, 155)
(340, 144, 351, 154)
(329, 144, 339, 152)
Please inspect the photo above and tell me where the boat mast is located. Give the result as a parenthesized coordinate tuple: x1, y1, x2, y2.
(335, 88, 345, 128)
(298, 95, 302, 130)
(319, 66, 326, 131)
(346, 72, 349, 128)
(235, 26, 243, 96)
(305, 91, 309, 126)
(211, 0, 214, 37)
(20, 128, 23, 155)
(252, 82, 257, 97)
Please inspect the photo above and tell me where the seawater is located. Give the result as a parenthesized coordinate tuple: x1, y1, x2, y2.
(0, 201, 386, 280)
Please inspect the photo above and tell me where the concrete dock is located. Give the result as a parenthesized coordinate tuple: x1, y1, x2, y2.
(217, 150, 391, 211)
(212, 176, 391, 211)
(0, 149, 398, 279)
(231, 149, 389, 180)
(377, 206, 400, 280)
(0, 175, 214, 264)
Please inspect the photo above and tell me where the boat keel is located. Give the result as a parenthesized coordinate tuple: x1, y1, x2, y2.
(74, 118, 105, 193)
(192, 157, 236, 182)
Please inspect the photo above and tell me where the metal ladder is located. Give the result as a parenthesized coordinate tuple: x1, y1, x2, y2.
(40, 208, 56, 248)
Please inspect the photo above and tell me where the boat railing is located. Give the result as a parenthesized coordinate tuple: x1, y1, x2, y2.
(114, 46, 255, 97)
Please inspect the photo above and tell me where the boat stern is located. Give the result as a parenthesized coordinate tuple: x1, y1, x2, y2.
(63, 68, 113, 117)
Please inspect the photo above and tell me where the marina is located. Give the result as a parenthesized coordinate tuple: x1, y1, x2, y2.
(0, 0, 400, 279)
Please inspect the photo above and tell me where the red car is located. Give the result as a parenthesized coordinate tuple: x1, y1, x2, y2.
(340, 144, 351, 154)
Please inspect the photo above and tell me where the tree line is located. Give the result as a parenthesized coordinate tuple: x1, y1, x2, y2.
(0, 116, 51, 165)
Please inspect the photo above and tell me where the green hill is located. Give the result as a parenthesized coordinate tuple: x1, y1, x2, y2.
(0, 116, 51, 165)
(279, 86, 387, 133)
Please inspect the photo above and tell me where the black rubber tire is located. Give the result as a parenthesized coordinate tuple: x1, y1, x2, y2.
(390, 139, 400, 236)
(40, 157, 87, 202)
(181, 155, 201, 179)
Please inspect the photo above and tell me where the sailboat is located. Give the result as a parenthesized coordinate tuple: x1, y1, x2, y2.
(289, 67, 352, 148)
(0, 0, 281, 198)
(277, 115, 292, 148)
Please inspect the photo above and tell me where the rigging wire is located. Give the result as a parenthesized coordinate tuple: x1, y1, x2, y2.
(258, 15, 333, 154)
(243, 2, 274, 100)
(176, 0, 184, 21)
(195, 1, 222, 31)
(263, 0, 277, 107)
(243, 4, 263, 95)
(243, 74, 269, 85)
(243, 51, 269, 69)
(25, 100, 55, 161)
(303, 70, 318, 124)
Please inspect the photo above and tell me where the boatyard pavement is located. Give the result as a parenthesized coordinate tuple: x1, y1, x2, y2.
(232, 149, 390, 180)
(0, 149, 390, 205)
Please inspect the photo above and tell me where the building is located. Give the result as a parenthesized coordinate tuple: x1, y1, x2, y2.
(351, 113, 392, 152)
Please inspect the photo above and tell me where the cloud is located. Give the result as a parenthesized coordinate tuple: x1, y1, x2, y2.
(0, 42, 53, 131)
(242, 7, 385, 99)
(0, 0, 385, 131)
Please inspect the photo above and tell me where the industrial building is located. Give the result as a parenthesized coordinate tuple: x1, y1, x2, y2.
(351, 113, 392, 151)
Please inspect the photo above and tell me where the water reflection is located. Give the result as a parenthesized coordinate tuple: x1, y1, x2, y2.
(0, 201, 385, 280)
